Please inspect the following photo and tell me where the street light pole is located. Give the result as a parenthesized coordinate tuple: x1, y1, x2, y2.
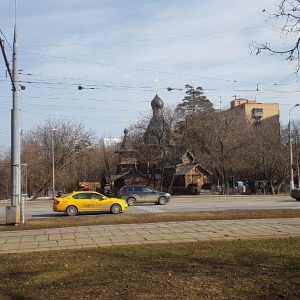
(51, 128, 56, 198)
(289, 104, 299, 191)
(11, 24, 21, 207)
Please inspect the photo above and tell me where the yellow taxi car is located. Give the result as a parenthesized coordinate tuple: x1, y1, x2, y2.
(53, 191, 128, 216)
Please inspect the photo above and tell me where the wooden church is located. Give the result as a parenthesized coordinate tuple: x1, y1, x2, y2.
(111, 92, 212, 194)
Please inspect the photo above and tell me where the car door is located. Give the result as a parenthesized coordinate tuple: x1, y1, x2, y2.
(132, 186, 145, 203)
(142, 187, 157, 203)
(73, 193, 92, 212)
(88, 192, 111, 212)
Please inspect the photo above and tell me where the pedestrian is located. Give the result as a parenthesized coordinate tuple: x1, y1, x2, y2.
(242, 185, 246, 195)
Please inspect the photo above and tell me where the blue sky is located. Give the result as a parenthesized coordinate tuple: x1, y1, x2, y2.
(1, 0, 299, 149)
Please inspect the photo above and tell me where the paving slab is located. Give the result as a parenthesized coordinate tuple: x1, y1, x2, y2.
(0, 218, 299, 254)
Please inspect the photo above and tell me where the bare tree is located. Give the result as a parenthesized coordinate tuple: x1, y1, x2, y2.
(129, 105, 185, 191)
(95, 138, 119, 182)
(236, 121, 289, 194)
(21, 118, 95, 197)
(125, 90, 290, 195)
(253, 0, 300, 71)
(188, 110, 251, 194)
(0, 150, 11, 199)
(290, 120, 300, 187)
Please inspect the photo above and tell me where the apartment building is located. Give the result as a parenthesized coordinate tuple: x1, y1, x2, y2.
(229, 99, 280, 126)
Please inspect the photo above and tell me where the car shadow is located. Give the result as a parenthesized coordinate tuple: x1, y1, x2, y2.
(31, 211, 123, 218)
(278, 199, 299, 203)
(133, 203, 158, 206)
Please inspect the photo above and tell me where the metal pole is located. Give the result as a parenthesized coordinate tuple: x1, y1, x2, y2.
(297, 131, 300, 188)
(297, 158, 300, 188)
(51, 128, 56, 199)
(20, 164, 27, 224)
(289, 104, 299, 191)
(11, 24, 21, 206)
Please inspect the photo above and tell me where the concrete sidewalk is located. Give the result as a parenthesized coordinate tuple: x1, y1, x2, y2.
(0, 218, 300, 254)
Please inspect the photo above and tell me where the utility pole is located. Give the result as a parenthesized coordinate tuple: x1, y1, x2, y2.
(11, 24, 21, 207)
(51, 128, 57, 199)
(0, 3, 21, 224)
(289, 104, 299, 191)
(9, 23, 21, 224)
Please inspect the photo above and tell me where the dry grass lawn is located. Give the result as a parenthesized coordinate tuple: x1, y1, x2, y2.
(0, 210, 299, 299)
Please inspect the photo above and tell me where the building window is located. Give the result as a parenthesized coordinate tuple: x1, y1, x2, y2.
(252, 108, 263, 118)
(252, 108, 263, 124)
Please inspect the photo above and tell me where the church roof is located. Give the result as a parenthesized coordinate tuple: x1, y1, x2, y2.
(144, 93, 171, 145)
(151, 94, 164, 109)
(175, 164, 212, 176)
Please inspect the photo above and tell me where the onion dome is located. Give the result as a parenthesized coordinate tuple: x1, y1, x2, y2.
(151, 94, 164, 109)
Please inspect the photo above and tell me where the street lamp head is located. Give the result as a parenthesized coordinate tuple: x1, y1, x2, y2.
(78, 85, 95, 90)
(289, 103, 299, 117)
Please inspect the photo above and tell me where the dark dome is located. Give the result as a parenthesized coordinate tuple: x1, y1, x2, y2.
(124, 128, 129, 134)
(151, 94, 164, 109)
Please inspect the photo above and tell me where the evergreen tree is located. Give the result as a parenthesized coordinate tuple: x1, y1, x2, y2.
(176, 84, 214, 116)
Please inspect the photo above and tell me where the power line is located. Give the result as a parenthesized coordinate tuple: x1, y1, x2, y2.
(0, 29, 12, 51)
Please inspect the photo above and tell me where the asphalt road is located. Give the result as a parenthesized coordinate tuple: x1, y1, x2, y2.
(0, 194, 299, 221)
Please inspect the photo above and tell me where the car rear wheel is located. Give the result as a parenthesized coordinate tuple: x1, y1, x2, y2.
(66, 205, 78, 216)
(110, 204, 121, 214)
(127, 197, 136, 206)
(296, 198, 300, 201)
(158, 196, 167, 205)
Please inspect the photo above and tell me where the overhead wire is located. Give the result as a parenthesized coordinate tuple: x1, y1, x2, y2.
(15, 25, 278, 86)
(0, 29, 12, 51)
(2, 22, 297, 131)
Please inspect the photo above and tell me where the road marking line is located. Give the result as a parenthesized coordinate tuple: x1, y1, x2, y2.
(135, 206, 165, 213)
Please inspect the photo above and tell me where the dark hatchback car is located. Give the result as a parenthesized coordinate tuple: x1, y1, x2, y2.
(118, 185, 171, 206)
(291, 188, 300, 201)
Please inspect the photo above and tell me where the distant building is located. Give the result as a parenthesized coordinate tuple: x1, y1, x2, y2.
(110, 127, 145, 190)
(164, 150, 212, 195)
(78, 181, 100, 191)
(229, 99, 280, 127)
(111, 93, 212, 194)
(102, 137, 121, 147)
(143, 94, 171, 145)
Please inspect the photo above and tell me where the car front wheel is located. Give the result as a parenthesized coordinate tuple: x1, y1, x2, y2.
(66, 205, 78, 216)
(158, 196, 167, 205)
(110, 204, 121, 214)
(127, 197, 136, 206)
